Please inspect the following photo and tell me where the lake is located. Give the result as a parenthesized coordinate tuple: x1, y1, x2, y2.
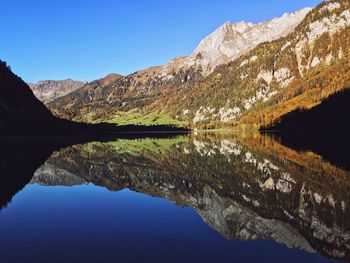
(0, 132, 348, 263)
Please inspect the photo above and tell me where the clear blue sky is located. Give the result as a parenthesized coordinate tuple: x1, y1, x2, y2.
(1, 0, 323, 83)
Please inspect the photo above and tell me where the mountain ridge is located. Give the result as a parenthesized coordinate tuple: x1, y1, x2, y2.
(45, 0, 350, 130)
(175, 7, 312, 75)
(0, 60, 186, 135)
(29, 79, 87, 104)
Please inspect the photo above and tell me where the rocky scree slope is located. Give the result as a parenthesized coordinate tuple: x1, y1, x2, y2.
(170, 7, 311, 75)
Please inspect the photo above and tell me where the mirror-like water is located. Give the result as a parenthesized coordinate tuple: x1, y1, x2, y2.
(0, 132, 348, 263)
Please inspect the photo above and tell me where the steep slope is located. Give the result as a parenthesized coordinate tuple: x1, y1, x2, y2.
(157, 0, 350, 129)
(265, 88, 350, 171)
(29, 79, 86, 104)
(267, 88, 350, 132)
(166, 8, 311, 75)
(236, 0, 350, 128)
(0, 60, 57, 134)
(49, 73, 126, 123)
(48, 7, 311, 126)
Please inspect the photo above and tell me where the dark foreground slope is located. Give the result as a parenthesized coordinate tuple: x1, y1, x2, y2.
(265, 88, 350, 170)
(0, 61, 54, 134)
(265, 88, 350, 132)
(0, 60, 186, 136)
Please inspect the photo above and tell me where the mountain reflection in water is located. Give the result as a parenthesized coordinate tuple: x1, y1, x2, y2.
(0, 132, 349, 263)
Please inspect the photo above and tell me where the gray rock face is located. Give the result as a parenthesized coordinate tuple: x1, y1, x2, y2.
(164, 8, 311, 75)
(29, 79, 86, 104)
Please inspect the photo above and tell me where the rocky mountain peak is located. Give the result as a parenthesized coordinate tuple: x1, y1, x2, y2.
(198, 7, 311, 73)
(29, 79, 87, 104)
(96, 73, 123, 87)
(164, 7, 312, 75)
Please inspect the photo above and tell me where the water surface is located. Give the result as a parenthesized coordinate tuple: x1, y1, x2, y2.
(0, 132, 348, 263)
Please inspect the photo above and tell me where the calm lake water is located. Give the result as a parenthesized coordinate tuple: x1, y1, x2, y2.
(0, 132, 348, 263)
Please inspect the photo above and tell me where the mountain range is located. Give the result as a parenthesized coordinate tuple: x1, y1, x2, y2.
(36, 0, 348, 130)
(0, 59, 185, 135)
(1, 0, 349, 132)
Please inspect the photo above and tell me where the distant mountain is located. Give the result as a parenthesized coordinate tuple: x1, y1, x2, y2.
(28, 74, 123, 106)
(29, 79, 86, 104)
(48, 73, 125, 122)
(49, 0, 350, 130)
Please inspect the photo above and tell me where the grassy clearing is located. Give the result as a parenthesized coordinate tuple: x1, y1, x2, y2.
(106, 110, 186, 127)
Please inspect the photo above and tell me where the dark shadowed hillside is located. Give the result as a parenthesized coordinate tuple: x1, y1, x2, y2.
(265, 88, 350, 132)
(265, 88, 350, 170)
(0, 60, 56, 134)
